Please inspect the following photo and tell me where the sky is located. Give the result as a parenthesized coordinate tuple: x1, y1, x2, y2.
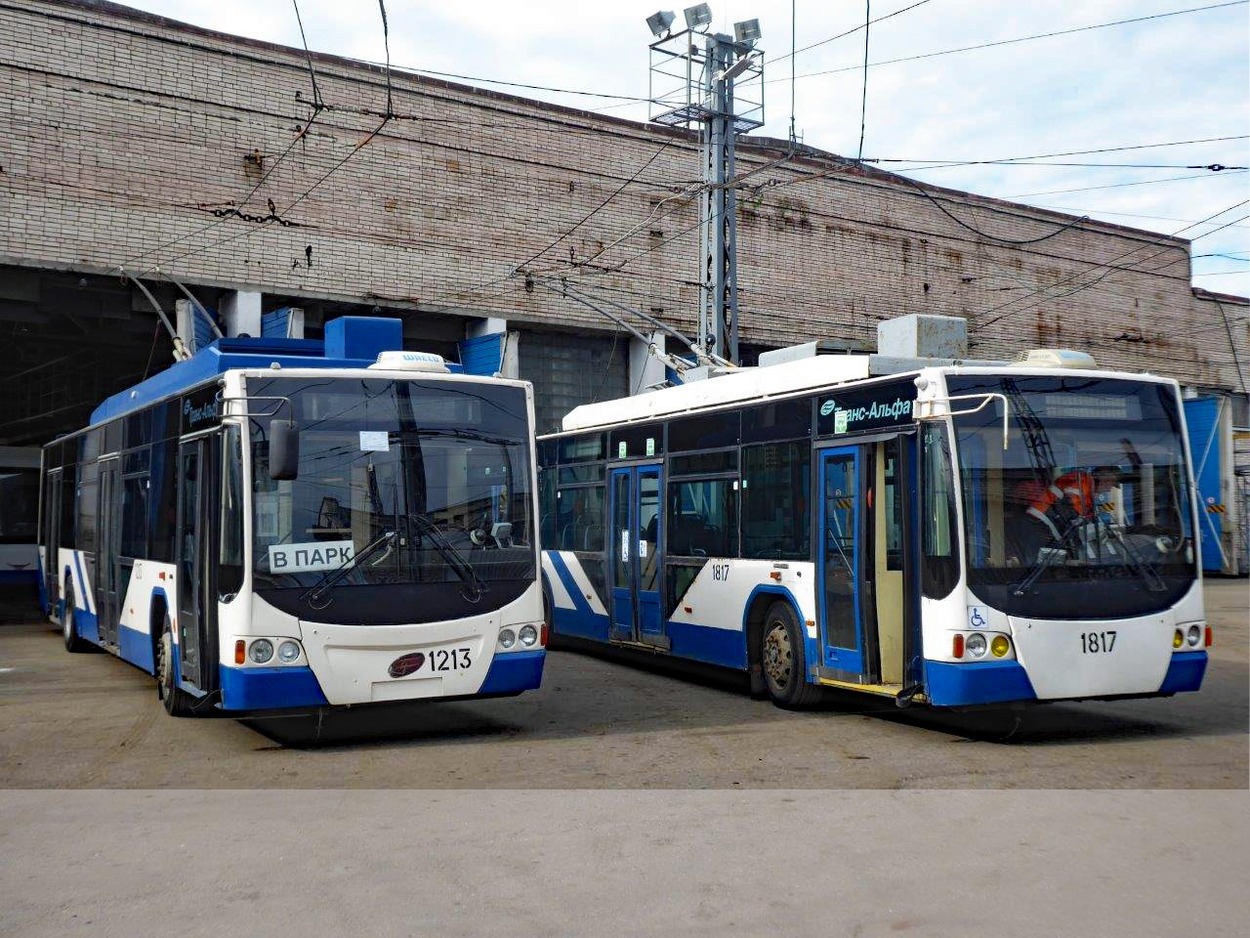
(115, 0, 1250, 298)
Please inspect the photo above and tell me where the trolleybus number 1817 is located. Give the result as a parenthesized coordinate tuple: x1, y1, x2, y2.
(1080, 631, 1117, 655)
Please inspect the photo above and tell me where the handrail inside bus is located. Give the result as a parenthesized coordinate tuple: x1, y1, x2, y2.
(916, 392, 1010, 450)
(217, 392, 293, 420)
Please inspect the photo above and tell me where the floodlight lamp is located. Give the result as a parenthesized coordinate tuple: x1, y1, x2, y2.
(716, 53, 757, 82)
(684, 3, 712, 30)
(646, 10, 676, 38)
(734, 18, 760, 44)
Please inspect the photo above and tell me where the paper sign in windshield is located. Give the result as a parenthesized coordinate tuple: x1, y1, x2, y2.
(269, 540, 354, 574)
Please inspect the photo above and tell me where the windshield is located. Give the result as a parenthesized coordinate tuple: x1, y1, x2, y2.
(246, 376, 536, 625)
(946, 374, 1197, 619)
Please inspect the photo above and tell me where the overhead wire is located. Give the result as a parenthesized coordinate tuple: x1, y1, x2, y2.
(868, 136, 1250, 172)
(856, 0, 870, 163)
(513, 139, 681, 274)
(898, 175, 1090, 245)
(119, 0, 331, 273)
(786, 0, 1248, 80)
(974, 199, 1250, 331)
(1006, 169, 1250, 199)
(766, 0, 935, 66)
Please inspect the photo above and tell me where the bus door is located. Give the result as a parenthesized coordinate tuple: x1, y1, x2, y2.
(175, 436, 219, 692)
(95, 458, 121, 646)
(819, 447, 868, 678)
(818, 439, 912, 687)
(608, 464, 666, 647)
(42, 469, 62, 608)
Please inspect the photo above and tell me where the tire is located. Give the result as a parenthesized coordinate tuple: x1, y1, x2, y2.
(759, 601, 823, 709)
(155, 614, 195, 717)
(62, 587, 88, 653)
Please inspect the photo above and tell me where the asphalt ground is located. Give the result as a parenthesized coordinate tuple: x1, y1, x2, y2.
(1, 579, 1246, 935)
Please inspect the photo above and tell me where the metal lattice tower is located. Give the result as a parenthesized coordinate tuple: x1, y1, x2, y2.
(649, 12, 763, 366)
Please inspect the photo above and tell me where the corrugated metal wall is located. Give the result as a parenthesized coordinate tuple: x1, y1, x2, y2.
(518, 331, 629, 435)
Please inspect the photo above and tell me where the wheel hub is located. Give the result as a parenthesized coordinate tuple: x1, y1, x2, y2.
(763, 623, 793, 688)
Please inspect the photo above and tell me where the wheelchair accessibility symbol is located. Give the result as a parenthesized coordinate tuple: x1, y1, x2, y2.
(968, 607, 988, 629)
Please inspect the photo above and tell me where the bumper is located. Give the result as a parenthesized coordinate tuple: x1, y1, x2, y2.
(924, 659, 1038, 707)
(1159, 652, 1207, 694)
(218, 665, 330, 711)
(478, 650, 545, 695)
(216, 650, 545, 711)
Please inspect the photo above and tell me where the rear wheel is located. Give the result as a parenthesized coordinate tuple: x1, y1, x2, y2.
(62, 587, 88, 653)
(156, 615, 195, 717)
(760, 601, 823, 709)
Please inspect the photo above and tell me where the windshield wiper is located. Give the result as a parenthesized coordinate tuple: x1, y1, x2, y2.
(1093, 515, 1167, 592)
(1012, 516, 1087, 596)
(1013, 513, 1168, 596)
(408, 512, 488, 602)
(301, 529, 396, 610)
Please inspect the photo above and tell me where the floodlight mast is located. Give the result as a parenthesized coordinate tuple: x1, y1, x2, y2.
(646, 8, 763, 368)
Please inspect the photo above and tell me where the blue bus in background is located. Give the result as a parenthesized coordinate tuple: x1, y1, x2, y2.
(0, 446, 41, 590)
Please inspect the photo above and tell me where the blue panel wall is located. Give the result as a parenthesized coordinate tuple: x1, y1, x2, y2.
(458, 333, 504, 377)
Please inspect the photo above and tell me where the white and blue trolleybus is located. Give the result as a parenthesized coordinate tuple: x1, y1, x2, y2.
(41, 317, 545, 716)
(539, 347, 1208, 709)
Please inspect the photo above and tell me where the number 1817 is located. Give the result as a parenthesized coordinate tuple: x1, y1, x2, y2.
(1080, 631, 1117, 654)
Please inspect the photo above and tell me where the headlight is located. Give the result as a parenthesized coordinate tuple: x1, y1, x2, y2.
(1173, 629, 1184, 649)
(498, 628, 516, 649)
(1186, 625, 1201, 647)
(966, 633, 987, 659)
(277, 640, 301, 663)
(990, 635, 1011, 658)
(519, 625, 538, 647)
(248, 639, 274, 664)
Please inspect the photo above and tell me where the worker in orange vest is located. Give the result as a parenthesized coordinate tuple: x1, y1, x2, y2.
(1026, 466, 1120, 542)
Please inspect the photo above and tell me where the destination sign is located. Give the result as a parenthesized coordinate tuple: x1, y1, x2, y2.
(268, 540, 354, 574)
(815, 379, 917, 437)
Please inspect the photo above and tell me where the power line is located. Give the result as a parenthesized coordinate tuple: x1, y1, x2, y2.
(1020, 204, 1250, 230)
(290, 0, 322, 108)
(856, 0, 871, 163)
(975, 200, 1250, 331)
(767, 0, 935, 66)
(900, 176, 1090, 245)
(1006, 169, 1249, 199)
(514, 139, 680, 274)
(357, 58, 652, 104)
(788, 1, 1249, 81)
(869, 136, 1250, 172)
(377, 0, 394, 117)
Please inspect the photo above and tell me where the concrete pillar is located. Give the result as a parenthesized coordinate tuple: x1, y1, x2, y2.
(174, 298, 197, 353)
(221, 290, 263, 338)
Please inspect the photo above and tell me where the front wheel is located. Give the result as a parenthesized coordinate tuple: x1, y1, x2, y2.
(156, 615, 195, 717)
(62, 588, 88, 653)
(760, 602, 823, 709)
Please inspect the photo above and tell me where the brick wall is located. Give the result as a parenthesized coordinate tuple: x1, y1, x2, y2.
(2, 0, 1246, 393)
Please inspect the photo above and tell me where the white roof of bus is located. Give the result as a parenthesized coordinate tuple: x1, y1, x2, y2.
(561, 356, 875, 431)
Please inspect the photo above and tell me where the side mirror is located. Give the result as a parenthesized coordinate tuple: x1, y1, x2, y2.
(269, 420, 300, 480)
